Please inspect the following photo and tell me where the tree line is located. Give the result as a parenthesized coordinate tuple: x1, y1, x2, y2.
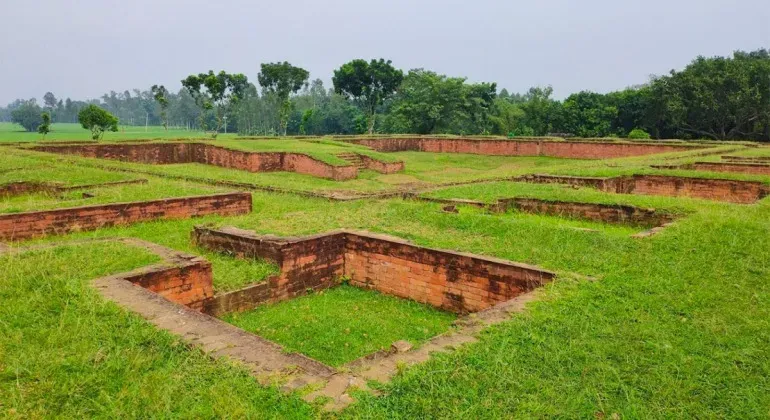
(2, 49, 768, 141)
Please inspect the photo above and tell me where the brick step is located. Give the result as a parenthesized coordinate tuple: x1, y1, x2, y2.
(336, 153, 365, 169)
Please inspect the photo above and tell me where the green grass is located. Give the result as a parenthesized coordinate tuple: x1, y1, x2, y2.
(223, 285, 456, 367)
(0, 122, 221, 142)
(0, 242, 315, 418)
(4, 139, 770, 417)
(0, 176, 226, 214)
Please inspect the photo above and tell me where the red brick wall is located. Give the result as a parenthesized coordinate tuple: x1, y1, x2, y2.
(0, 181, 51, 198)
(621, 175, 769, 204)
(495, 198, 672, 226)
(124, 258, 214, 311)
(343, 233, 553, 313)
(0, 192, 252, 241)
(691, 162, 770, 176)
(358, 155, 405, 174)
(349, 138, 702, 159)
(193, 226, 555, 315)
(516, 174, 769, 204)
(34, 143, 358, 181)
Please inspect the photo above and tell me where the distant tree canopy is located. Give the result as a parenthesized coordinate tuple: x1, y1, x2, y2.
(257, 62, 309, 135)
(182, 71, 248, 137)
(11, 100, 43, 132)
(3, 49, 769, 141)
(78, 104, 118, 140)
(333, 59, 403, 134)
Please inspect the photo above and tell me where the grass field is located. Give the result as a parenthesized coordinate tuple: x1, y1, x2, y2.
(224, 285, 456, 366)
(0, 122, 219, 142)
(2, 137, 770, 417)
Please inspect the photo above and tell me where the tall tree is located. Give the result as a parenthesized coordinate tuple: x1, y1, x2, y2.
(182, 70, 248, 137)
(257, 62, 309, 135)
(151, 85, 170, 131)
(333, 59, 403, 134)
(43, 92, 57, 121)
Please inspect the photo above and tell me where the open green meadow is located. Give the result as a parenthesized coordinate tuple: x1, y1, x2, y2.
(2, 136, 770, 418)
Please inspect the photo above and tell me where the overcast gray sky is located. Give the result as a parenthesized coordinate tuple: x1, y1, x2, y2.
(1, 0, 768, 104)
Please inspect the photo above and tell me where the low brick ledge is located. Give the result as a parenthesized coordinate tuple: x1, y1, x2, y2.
(0, 192, 252, 241)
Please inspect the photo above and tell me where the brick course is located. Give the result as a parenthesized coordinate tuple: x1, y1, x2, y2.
(517, 174, 769, 204)
(349, 137, 704, 159)
(690, 162, 770, 176)
(33, 143, 359, 181)
(0, 192, 252, 241)
(193, 226, 555, 315)
(492, 197, 674, 226)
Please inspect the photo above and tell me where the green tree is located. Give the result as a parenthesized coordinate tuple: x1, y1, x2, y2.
(385, 69, 467, 134)
(43, 92, 57, 121)
(519, 86, 562, 136)
(78, 104, 118, 140)
(182, 71, 248, 138)
(647, 49, 770, 140)
(10, 100, 43, 131)
(151, 85, 170, 131)
(257, 62, 309, 135)
(561, 91, 618, 137)
(333, 59, 403, 134)
(37, 112, 51, 139)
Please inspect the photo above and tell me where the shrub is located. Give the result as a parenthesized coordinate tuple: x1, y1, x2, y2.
(11, 101, 43, 132)
(37, 112, 51, 139)
(78, 105, 118, 140)
(628, 128, 651, 139)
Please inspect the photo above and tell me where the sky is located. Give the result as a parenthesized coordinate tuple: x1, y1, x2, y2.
(1, 0, 768, 105)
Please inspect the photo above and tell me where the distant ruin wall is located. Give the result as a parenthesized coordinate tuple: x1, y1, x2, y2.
(516, 174, 769, 204)
(348, 138, 703, 159)
(33, 143, 358, 180)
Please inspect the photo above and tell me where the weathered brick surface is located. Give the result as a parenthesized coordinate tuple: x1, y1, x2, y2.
(193, 226, 555, 315)
(358, 155, 405, 174)
(0, 192, 252, 241)
(124, 257, 214, 311)
(517, 174, 769, 204)
(349, 138, 703, 159)
(494, 198, 673, 226)
(691, 162, 770, 176)
(33, 143, 358, 180)
(619, 175, 769, 204)
(722, 155, 770, 163)
(0, 181, 52, 197)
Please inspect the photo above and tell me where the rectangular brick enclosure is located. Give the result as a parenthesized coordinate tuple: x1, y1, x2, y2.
(347, 137, 706, 159)
(0, 192, 252, 241)
(518, 174, 770, 204)
(492, 198, 674, 226)
(32, 143, 402, 181)
(192, 226, 555, 316)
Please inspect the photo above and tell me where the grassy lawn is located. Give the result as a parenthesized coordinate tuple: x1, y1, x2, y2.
(2, 140, 770, 417)
(0, 122, 216, 142)
(0, 242, 314, 418)
(223, 285, 456, 367)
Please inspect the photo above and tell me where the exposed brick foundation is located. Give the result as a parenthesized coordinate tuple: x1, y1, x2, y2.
(491, 198, 674, 226)
(0, 179, 148, 198)
(0, 192, 252, 241)
(358, 154, 405, 173)
(722, 155, 770, 163)
(517, 174, 770, 204)
(33, 143, 359, 181)
(193, 226, 555, 315)
(348, 137, 705, 159)
(689, 162, 770, 176)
